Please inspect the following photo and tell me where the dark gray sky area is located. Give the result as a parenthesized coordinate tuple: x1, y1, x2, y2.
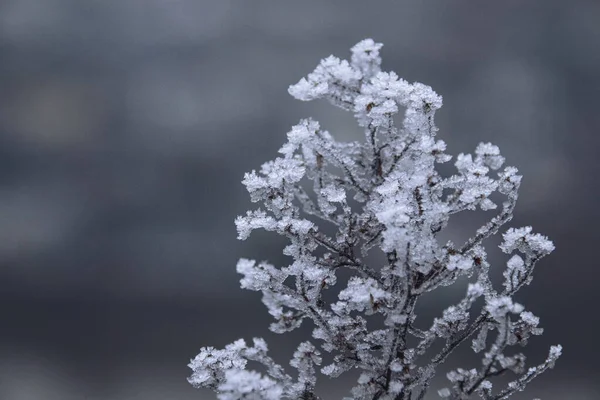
(0, 1, 599, 399)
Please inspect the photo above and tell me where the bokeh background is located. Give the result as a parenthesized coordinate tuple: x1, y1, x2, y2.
(1, 1, 599, 399)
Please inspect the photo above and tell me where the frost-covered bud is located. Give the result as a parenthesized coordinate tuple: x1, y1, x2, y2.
(285, 259, 333, 285)
(480, 197, 497, 211)
(290, 341, 321, 396)
(466, 282, 485, 302)
(321, 184, 346, 203)
(447, 368, 478, 384)
(475, 142, 505, 170)
(269, 312, 304, 334)
(480, 380, 493, 390)
(455, 153, 474, 173)
(318, 184, 347, 215)
(260, 158, 306, 189)
(218, 370, 283, 400)
(237, 259, 269, 291)
(237, 259, 285, 291)
(248, 338, 269, 355)
(280, 217, 315, 236)
(334, 277, 390, 315)
(431, 139, 452, 163)
(289, 55, 361, 109)
(291, 342, 322, 368)
(318, 56, 362, 85)
(496, 353, 526, 374)
(498, 166, 522, 194)
(432, 306, 469, 338)
(538, 344, 563, 370)
(354, 96, 398, 127)
(446, 253, 474, 271)
(288, 78, 328, 102)
(500, 227, 555, 257)
(520, 311, 539, 327)
(549, 345, 562, 363)
(188, 341, 248, 389)
(363, 71, 412, 102)
(350, 38, 383, 79)
(279, 119, 319, 157)
(510, 311, 544, 346)
(407, 82, 443, 112)
(235, 210, 277, 240)
(503, 254, 527, 291)
(351, 371, 381, 399)
(320, 363, 339, 377)
(486, 296, 524, 321)
(241, 157, 306, 214)
(458, 166, 498, 208)
(354, 71, 411, 127)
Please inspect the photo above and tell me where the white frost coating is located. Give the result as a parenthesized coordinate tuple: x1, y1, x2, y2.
(234, 210, 277, 240)
(447, 254, 474, 271)
(335, 277, 391, 315)
(218, 370, 283, 400)
(504, 254, 527, 291)
(486, 296, 524, 321)
(321, 184, 346, 203)
(549, 344, 562, 359)
(189, 39, 561, 400)
(475, 142, 505, 170)
(467, 282, 484, 298)
(500, 226, 555, 256)
(350, 38, 383, 79)
(520, 311, 540, 327)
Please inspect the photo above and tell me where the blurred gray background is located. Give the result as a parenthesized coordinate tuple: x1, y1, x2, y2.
(0, 1, 599, 399)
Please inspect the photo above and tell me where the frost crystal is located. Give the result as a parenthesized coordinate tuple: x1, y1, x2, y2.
(218, 370, 282, 400)
(189, 39, 561, 400)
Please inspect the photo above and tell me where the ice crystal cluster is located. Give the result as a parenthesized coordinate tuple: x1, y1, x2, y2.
(188, 39, 561, 400)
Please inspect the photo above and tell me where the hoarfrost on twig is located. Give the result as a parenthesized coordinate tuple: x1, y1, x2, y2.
(188, 39, 561, 400)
